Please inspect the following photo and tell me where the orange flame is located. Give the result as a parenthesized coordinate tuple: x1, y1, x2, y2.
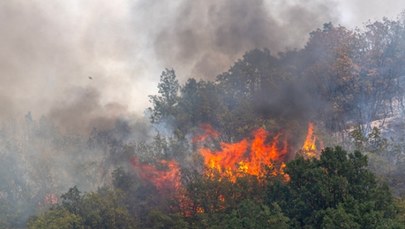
(192, 123, 220, 143)
(301, 122, 321, 158)
(199, 128, 289, 181)
(130, 157, 181, 192)
(129, 122, 322, 215)
(130, 157, 194, 216)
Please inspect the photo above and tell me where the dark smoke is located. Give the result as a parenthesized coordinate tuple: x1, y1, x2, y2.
(253, 82, 320, 122)
(150, 0, 339, 79)
(0, 0, 402, 123)
(48, 87, 128, 135)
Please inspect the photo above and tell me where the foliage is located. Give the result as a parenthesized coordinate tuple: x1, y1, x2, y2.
(148, 68, 180, 124)
(27, 187, 136, 229)
(215, 200, 289, 229)
(28, 146, 405, 228)
(268, 147, 402, 228)
(27, 208, 82, 229)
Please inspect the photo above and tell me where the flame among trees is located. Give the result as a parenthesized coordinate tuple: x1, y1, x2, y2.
(131, 122, 321, 198)
(26, 17, 405, 229)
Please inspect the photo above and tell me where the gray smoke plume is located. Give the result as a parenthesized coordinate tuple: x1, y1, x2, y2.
(0, 0, 157, 123)
(147, 0, 340, 79)
(0, 0, 403, 125)
(48, 87, 128, 135)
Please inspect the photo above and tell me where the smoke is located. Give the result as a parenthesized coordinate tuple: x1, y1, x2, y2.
(148, 0, 340, 79)
(338, 0, 405, 26)
(48, 87, 128, 134)
(0, 0, 403, 127)
(0, 0, 402, 176)
(253, 81, 319, 123)
(1, 0, 405, 225)
(0, 0, 157, 123)
(0, 0, 401, 178)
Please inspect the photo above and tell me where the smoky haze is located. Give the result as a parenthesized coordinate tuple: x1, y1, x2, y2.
(1, 1, 405, 226)
(0, 0, 156, 126)
(150, 0, 340, 79)
(0, 0, 403, 128)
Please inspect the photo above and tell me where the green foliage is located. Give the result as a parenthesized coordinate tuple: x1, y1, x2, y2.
(321, 205, 360, 229)
(61, 186, 81, 214)
(28, 187, 136, 229)
(28, 147, 405, 229)
(190, 200, 289, 229)
(184, 171, 265, 217)
(395, 198, 405, 225)
(27, 208, 82, 229)
(144, 210, 188, 229)
(148, 68, 180, 124)
(218, 200, 289, 229)
(268, 147, 401, 228)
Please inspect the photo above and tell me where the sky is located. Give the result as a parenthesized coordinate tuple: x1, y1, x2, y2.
(0, 0, 404, 126)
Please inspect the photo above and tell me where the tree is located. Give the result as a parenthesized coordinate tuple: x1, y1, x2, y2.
(268, 147, 401, 228)
(28, 187, 136, 229)
(321, 205, 360, 229)
(27, 208, 82, 229)
(218, 200, 289, 229)
(60, 186, 81, 214)
(148, 68, 180, 124)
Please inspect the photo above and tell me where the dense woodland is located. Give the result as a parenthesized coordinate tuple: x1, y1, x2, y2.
(4, 17, 405, 228)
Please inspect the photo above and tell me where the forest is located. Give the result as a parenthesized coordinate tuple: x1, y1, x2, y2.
(3, 17, 405, 228)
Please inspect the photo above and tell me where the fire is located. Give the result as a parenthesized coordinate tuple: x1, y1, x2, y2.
(197, 123, 322, 181)
(131, 123, 321, 186)
(130, 157, 193, 216)
(129, 122, 322, 215)
(130, 157, 181, 192)
(199, 128, 289, 181)
(192, 123, 220, 143)
(301, 122, 321, 158)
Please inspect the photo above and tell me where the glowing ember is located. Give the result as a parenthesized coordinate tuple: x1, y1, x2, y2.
(199, 128, 289, 181)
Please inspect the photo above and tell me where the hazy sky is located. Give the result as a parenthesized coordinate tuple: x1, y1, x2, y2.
(0, 0, 404, 122)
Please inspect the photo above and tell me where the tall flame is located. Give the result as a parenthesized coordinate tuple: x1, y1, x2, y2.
(129, 122, 322, 215)
(199, 128, 289, 181)
(301, 122, 321, 158)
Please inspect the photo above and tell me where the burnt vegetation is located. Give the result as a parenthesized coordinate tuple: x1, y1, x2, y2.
(4, 17, 405, 228)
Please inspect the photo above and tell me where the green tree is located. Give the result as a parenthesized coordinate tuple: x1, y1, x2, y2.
(321, 205, 360, 229)
(219, 200, 289, 229)
(27, 208, 82, 229)
(268, 147, 401, 228)
(28, 187, 136, 229)
(148, 68, 180, 124)
(60, 186, 81, 214)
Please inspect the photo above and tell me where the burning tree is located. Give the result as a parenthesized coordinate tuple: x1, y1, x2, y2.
(25, 15, 405, 228)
